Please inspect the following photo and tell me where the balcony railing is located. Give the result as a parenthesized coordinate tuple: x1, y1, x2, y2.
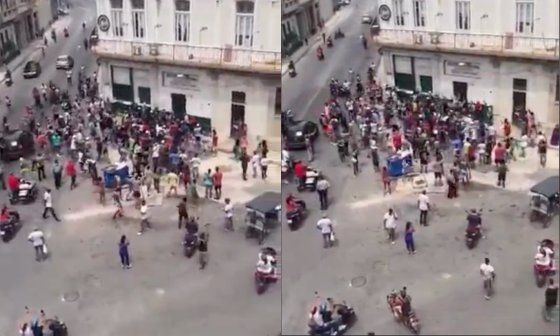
(374, 29, 559, 60)
(2, 0, 31, 21)
(93, 40, 281, 74)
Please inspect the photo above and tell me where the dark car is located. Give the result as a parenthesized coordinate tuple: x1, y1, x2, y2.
(89, 27, 99, 44)
(0, 130, 35, 161)
(22, 61, 41, 79)
(282, 111, 318, 150)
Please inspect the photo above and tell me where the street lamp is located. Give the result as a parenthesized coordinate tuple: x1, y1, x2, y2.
(199, 26, 208, 45)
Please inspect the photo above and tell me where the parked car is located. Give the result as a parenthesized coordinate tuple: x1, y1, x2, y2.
(55, 55, 74, 70)
(22, 61, 41, 79)
(0, 129, 35, 161)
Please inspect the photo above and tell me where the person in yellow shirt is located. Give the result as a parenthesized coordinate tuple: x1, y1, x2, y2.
(166, 170, 179, 197)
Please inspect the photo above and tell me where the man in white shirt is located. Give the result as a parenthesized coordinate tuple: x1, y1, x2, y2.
(27, 228, 45, 261)
(42, 189, 60, 222)
(190, 154, 201, 181)
(224, 198, 234, 231)
(260, 155, 269, 180)
(316, 214, 333, 248)
(479, 257, 496, 300)
(251, 151, 261, 179)
(152, 143, 160, 172)
(383, 208, 398, 244)
(417, 190, 430, 226)
(138, 200, 152, 235)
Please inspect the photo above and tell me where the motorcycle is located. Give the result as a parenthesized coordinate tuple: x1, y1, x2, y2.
(317, 47, 324, 61)
(64, 28, 69, 38)
(465, 210, 482, 249)
(286, 199, 307, 231)
(387, 295, 421, 334)
(334, 29, 345, 39)
(534, 239, 555, 287)
(308, 303, 356, 335)
(288, 61, 297, 77)
(0, 210, 20, 242)
(326, 37, 333, 48)
(182, 232, 198, 258)
(254, 247, 278, 294)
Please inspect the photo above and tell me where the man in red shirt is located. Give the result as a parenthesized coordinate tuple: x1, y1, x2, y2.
(7, 172, 19, 199)
(65, 160, 77, 190)
(212, 166, 223, 200)
(493, 143, 506, 165)
(294, 161, 307, 190)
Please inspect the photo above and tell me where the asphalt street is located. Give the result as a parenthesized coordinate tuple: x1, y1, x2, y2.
(281, 1, 560, 334)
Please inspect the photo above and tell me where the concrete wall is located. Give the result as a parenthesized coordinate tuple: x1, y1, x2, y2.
(379, 49, 559, 126)
(377, 0, 559, 37)
(95, 0, 280, 52)
(35, 0, 53, 33)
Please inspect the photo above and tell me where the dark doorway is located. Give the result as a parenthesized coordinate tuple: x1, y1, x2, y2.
(138, 87, 151, 105)
(171, 93, 186, 119)
(419, 75, 433, 93)
(453, 81, 468, 101)
(512, 91, 526, 128)
(230, 91, 246, 138)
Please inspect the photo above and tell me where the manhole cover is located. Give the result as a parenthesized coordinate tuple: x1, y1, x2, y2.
(62, 291, 79, 302)
(350, 276, 367, 288)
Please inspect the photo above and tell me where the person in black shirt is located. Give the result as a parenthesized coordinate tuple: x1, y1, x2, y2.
(198, 228, 209, 270)
(544, 278, 558, 321)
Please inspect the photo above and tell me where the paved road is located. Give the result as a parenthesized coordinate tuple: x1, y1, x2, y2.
(2, 0, 97, 126)
(281, 0, 560, 334)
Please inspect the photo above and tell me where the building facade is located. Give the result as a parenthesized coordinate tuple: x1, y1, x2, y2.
(374, 0, 559, 128)
(0, 0, 39, 62)
(282, 0, 334, 57)
(93, 0, 281, 144)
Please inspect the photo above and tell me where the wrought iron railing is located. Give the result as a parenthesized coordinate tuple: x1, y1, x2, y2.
(93, 39, 281, 73)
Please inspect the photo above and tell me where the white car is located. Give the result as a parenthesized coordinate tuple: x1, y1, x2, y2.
(56, 55, 74, 70)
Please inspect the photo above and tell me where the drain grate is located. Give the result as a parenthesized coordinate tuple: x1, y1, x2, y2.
(350, 276, 367, 288)
(62, 291, 79, 302)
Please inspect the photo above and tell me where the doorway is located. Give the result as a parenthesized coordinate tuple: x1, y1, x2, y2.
(171, 93, 186, 119)
(453, 81, 468, 101)
(419, 75, 433, 93)
(230, 91, 246, 138)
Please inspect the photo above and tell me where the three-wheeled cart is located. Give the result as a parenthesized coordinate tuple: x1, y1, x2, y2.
(529, 176, 559, 227)
(244, 192, 281, 244)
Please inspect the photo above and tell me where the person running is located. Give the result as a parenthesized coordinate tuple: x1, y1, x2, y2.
(118, 235, 131, 269)
(42, 189, 60, 221)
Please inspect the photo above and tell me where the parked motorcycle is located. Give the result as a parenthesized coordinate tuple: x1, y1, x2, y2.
(0, 210, 21, 242)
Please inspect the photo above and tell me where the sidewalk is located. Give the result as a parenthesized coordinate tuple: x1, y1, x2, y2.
(0, 15, 73, 82)
(281, 9, 352, 76)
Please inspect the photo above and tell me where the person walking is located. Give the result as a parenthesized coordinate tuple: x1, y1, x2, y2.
(381, 166, 391, 195)
(446, 169, 458, 199)
(370, 143, 380, 172)
(433, 151, 444, 186)
(65, 159, 77, 190)
(480, 257, 496, 300)
(212, 167, 223, 200)
(202, 169, 213, 199)
(118, 235, 131, 269)
(305, 136, 314, 162)
(538, 138, 547, 167)
(34, 154, 46, 182)
(52, 159, 63, 190)
(383, 208, 398, 244)
(404, 221, 416, 254)
(224, 198, 234, 231)
(260, 153, 269, 180)
(112, 187, 124, 219)
(0, 163, 5, 190)
(27, 228, 46, 262)
(351, 148, 359, 176)
(417, 190, 430, 226)
(496, 162, 508, 188)
(42, 189, 60, 221)
(240, 148, 250, 180)
(138, 200, 152, 235)
(251, 150, 260, 178)
(544, 278, 558, 321)
(198, 225, 210, 270)
(165, 169, 179, 197)
(316, 175, 330, 210)
(316, 213, 334, 248)
(190, 153, 201, 181)
(177, 197, 188, 229)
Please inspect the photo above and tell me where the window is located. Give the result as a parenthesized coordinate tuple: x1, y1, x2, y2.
(232, 91, 246, 104)
(412, 0, 426, 27)
(275, 87, 281, 115)
(515, 1, 534, 33)
(175, 0, 190, 42)
(393, 0, 405, 26)
(110, 0, 122, 8)
(455, 1, 470, 30)
(235, 1, 255, 47)
(111, 9, 124, 37)
(513, 78, 527, 91)
(131, 0, 145, 39)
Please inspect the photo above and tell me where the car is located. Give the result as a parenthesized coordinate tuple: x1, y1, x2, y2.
(338, 0, 351, 5)
(362, 15, 373, 24)
(0, 129, 35, 161)
(281, 111, 319, 150)
(57, 7, 69, 16)
(55, 55, 74, 70)
(22, 61, 41, 79)
(89, 27, 99, 44)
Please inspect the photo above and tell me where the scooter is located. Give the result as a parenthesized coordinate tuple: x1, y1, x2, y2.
(387, 296, 421, 335)
(317, 47, 324, 61)
(286, 199, 307, 231)
(326, 37, 333, 48)
(182, 232, 198, 258)
(308, 303, 356, 335)
(0, 210, 21, 242)
(534, 239, 555, 287)
(465, 228, 480, 249)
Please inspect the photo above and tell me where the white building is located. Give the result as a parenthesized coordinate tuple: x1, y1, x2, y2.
(282, 0, 334, 57)
(0, 0, 39, 57)
(374, 0, 560, 129)
(93, 0, 281, 145)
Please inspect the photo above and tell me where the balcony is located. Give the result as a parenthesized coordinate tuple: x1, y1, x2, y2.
(2, 0, 32, 22)
(93, 40, 281, 75)
(374, 29, 559, 61)
(283, 0, 301, 15)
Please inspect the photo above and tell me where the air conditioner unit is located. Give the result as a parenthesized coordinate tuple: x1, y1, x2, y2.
(149, 44, 159, 56)
(430, 34, 440, 45)
(413, 34, 423, 44)
(133, 46, 142, 56)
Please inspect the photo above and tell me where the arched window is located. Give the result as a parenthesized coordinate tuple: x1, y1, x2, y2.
(235, 1, 254, 47)
(175, 0, 190, 42)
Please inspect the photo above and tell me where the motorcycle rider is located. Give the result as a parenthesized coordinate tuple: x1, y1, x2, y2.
(399, 287, 412, 317)
(0, 204, 9, 223)
(466, 209, 483, 238)
(316, 46, 324, 60)
(256, 253, 275, 279)
(360, 34, 367, 48)
(326, 36, 333, 47)
(288, 60, 296, 75)
(535, 241, 554, 272)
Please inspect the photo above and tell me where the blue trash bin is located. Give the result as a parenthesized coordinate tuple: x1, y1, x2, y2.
(103, 166, 117, 188)
(387, 156, 405, 177)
